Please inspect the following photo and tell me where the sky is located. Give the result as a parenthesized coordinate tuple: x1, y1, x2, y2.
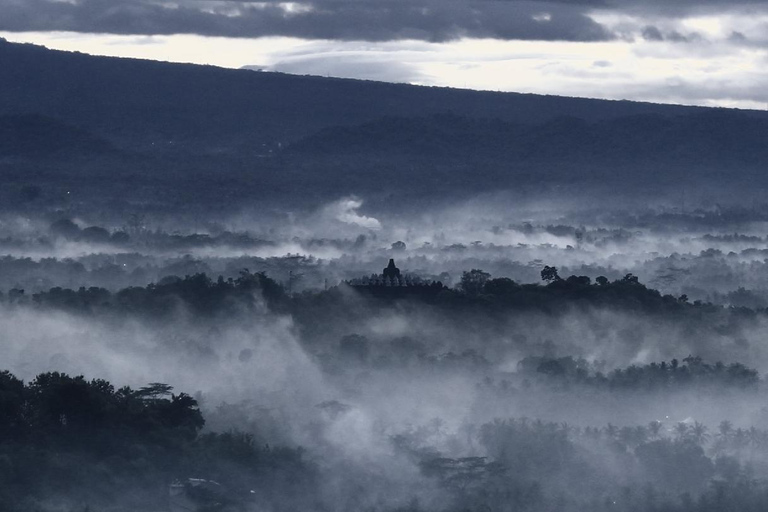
(2, 0, 768, 110)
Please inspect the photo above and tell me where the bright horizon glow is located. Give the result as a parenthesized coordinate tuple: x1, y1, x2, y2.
(2, 30, 767, 111)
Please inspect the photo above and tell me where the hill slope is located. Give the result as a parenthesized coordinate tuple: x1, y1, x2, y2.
(0, 38, 753, 153)
(1, 38, 767, 212)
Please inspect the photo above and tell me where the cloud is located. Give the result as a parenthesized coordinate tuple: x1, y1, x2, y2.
(1, 0, 768, 48)
(641, 25, 664, 40)
(268, 48, 426, 83)
(639, 25, 703, 42)
(0, 0, 613, 42)
(325, 197, 382, 230)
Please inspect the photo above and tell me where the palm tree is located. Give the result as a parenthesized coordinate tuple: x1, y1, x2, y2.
(733, 428, 748, 451)
(744, 426, 765, 463)
(717, 420, 733, 441)
(674, 422, 689, 441)
(691, 422, 710, 445)
(712, 420, 734, 455)
(558, 422, 576, 440)
(584, 426, 601, 440)
(747, 427, 763, 450)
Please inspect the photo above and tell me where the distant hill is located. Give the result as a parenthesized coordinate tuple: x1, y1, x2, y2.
(1, 38, 767, 211)
(0, 38, 752, 153)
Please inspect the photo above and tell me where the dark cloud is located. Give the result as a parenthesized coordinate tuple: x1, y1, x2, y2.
(667, 31, 699, 43)
(640, 25, 703, 43)
(3, 0, 767, 45)
(641, 25, 663, 41)
(0, 0, 613, 42)
(604, 0, 768, 18)
(729, 31, 748, 42)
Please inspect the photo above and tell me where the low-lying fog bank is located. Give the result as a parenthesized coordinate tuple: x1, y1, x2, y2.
(2, 194, 768, 511)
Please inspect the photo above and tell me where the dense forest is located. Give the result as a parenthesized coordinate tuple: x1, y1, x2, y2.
(0, 371, 313, 511)
(4, 362, 768, 511)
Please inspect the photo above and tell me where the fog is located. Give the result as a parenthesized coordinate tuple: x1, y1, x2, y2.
(8, 195, 768, 301)
(3, 194, 768, 510)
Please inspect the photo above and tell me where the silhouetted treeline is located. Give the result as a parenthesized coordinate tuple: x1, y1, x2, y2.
(7, 270, 287, 318)
(516, 355, 759, 390)
(0, 371, 314, 511)
(292, 269, 732, 338)
(465, 269, 715, 314)
(4, 267, 764, 323)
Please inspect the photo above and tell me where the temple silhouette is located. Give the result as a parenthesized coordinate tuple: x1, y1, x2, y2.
(346, 259, 445, 296)
(382, 259, 401, 280)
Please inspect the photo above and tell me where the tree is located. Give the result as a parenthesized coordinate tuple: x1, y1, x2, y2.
(0, 370, 25, 436)
(460, 269, 491, 296)
(747, 426, 763, 450)
(483, 277, 517, 296)
(648, 421, 663, 440)
(674, 422, 689, 441)
(566, 275, 591, 286)
(717, 420, 734, 441)
(135, 383, 174, 400)
(621, 273, 639, 284)
(540, 266, 560, 282)
(691, 422, 710, 445)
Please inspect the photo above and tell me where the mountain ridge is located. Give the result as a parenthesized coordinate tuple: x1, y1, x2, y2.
(1, 38, 767, 211)
(2, 38, 761, 154)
